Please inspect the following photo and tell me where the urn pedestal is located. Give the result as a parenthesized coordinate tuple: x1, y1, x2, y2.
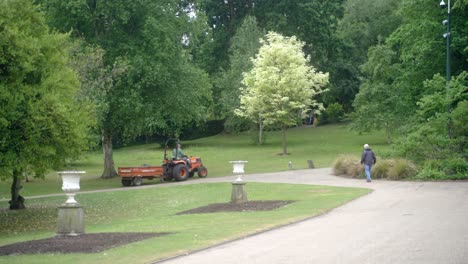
(57, 171, 85, 236)
(229, 161, 248, 204)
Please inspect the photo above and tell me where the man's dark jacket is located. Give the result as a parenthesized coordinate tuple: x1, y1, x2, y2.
(361, 149, 376, 166)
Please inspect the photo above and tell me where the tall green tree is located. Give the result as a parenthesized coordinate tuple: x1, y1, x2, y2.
(352, 0, 467, 137)
(214, 16, 264, 132)
(0, 0, 91, 209)
(352, 0, 467, 176)
(236, 32, 328, 154)
(38, 0, 212, 178)
(202, 0, 256, 72)
(329, 0, 401, 111)
(350, 44, 404, 143)
(254, 0, 345, 71)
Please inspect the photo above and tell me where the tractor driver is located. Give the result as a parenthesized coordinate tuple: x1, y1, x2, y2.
(172, 143, 191, 166)
(172, 143, 185, 159)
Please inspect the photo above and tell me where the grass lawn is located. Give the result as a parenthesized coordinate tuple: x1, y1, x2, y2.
(0, 124, 388, 199)
(0, 182, 371, 263)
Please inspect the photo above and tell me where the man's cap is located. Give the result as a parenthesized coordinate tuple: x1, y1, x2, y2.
(364, 144, 370, 149)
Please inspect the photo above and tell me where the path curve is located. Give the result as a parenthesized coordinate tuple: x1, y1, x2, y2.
(155, 168, 468, 264)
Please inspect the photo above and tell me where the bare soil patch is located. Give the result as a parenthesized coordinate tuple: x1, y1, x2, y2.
(0, 232, 169, 256)
(177, 200, 295, 214)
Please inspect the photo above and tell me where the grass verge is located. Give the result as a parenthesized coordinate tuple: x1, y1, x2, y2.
(0, 124, 388, 199)
(0, 182, 370, 264)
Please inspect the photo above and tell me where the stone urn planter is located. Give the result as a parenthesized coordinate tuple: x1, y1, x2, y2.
(58, 171, 85, 205)
(57, 171, 86, 236)
(229, 161, 248, 203)
(229, 160, 248, 182)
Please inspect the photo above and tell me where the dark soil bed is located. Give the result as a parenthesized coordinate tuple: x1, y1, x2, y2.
(0, 200, 293, 256)
(0, 232, 170, 256)
(177, 200, 295, 214)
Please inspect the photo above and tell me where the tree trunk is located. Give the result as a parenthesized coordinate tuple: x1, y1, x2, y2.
(385, 126, 392, 144)
(281, 126, 288, 155)
(101, 131, 118, 179)
(258, 122, 264, 145)
(9, 170, 25, 210)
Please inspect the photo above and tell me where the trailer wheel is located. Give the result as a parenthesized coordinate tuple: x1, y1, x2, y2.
(121, 179, 132, 186)
(133, 177, 143, 186)
(197, 166, 208, 178)
(173, 164, 189, 181)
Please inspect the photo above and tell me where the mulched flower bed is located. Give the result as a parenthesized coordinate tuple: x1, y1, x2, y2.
(177, 200, 295, 214)
(0, 232, 170, 256)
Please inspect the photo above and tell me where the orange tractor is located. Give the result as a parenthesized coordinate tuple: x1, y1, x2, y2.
(118, 139, 208, 186)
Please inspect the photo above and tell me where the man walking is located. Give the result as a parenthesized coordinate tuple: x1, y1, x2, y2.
(361, 144, 376, 182)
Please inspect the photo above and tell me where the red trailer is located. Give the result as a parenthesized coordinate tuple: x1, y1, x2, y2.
(118, 139, 208, 186)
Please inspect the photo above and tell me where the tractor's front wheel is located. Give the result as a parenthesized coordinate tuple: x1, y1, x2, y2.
(197, 166, 208, 178)
(173, 164, 189, 181)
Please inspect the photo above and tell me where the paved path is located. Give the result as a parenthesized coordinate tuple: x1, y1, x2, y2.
(156, 168, 468, 264)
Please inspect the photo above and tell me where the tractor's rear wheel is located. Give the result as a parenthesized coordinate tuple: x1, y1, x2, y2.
(132, 177, 142, 186)
(121, 178, 132, 186)
(197, 166, 208, 178)
(173, 164, 189, 181)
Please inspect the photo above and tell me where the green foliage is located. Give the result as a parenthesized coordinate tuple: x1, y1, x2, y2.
(254, 0, 345, 70)
(350, 44, 405, 143)
(321, 103, 345, 124)
(329, 0, 402, 110)
(38, 0, 213, 176)
(236, 32, 329, 151)
(351, 0, 467, 146)
(415, 158, 468, 180)
(0, 0, 92, 179)
(394, 72, 467, 166)
(214, 16, 264, 132)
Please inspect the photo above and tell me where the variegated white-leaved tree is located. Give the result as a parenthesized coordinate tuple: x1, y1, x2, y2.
(236, 32, 328, 155)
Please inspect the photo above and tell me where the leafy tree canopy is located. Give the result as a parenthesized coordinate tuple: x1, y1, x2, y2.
(236, 32, 328, 153)
(0, 0, 92, 208)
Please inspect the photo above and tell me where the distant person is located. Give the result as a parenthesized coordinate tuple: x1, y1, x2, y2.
(172, 143, 185, 159)
(360, 144, 376, 182)
(172, 143, 191, 166)
(309, 113, 315, 125)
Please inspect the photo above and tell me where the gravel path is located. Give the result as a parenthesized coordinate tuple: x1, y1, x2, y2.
(155, 168, 468, 264)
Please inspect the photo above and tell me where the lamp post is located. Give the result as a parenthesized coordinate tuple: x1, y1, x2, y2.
(440, 0, 452, 137)
(440, 0, 451, 83)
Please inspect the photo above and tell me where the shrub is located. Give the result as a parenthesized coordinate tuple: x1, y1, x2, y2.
(322, 103, 345, 124)
(372, 160, 392, 179)
(333, 155, 363, 178)
(387, 159, 418, 180)
(415, 158, 468, 180)
(334, 156, 418, 180)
